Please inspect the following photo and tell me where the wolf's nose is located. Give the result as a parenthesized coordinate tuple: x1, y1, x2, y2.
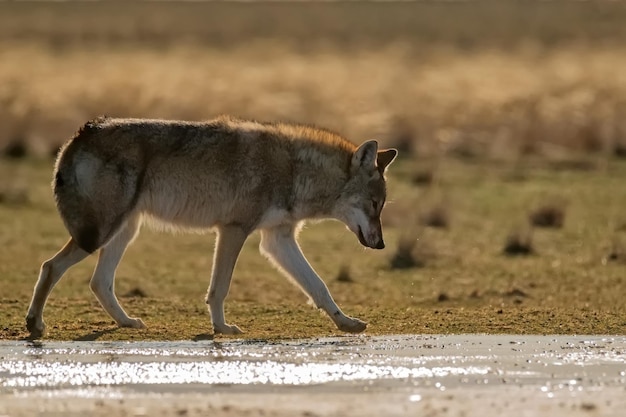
(375, 239, 385, 250)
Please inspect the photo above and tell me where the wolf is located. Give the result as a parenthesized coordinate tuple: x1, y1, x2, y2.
(25, 115, 397, 338)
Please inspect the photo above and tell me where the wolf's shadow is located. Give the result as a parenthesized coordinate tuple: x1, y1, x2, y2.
(192, 333, 214, 342)
(74, 327, 119, 341)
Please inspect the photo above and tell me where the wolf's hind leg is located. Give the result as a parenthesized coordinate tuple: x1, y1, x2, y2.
(26, 238, 90, 338)
(259, 226, 367, 334)
(90, 215, 145, 329)
(206, 225, 248, 335)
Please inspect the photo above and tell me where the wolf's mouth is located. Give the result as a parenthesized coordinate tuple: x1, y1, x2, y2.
(357, 226, 369, 247)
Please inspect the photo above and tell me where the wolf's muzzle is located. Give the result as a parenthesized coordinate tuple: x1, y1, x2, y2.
(357, 226, 385, 249)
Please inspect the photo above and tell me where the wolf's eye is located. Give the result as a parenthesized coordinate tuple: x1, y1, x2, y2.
(371, 200, 378, 212)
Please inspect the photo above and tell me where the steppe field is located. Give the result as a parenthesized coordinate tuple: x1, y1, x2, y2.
(2, 1, 626, 340)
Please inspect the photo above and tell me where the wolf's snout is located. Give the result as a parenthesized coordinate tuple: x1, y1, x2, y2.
(356, 227, 385, 249)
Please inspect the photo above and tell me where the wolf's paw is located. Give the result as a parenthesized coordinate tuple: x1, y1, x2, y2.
(337, 317, 367, 334)
(119, 318, 147, 329)
(26, 315, 45, 339)
(213, 323, 243, 335)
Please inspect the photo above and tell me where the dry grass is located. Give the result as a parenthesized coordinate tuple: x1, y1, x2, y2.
(390, 234, 424, 270)
(503, 226, 535, 256)
(604, 237, 626, 265)
(3, 1, 626, 50)
(410, 167, 436, 186)
(3, 44, 626, 162)
(1, 3, 626, 162)
(530, 201, 567, 229)
(421, 202, 451, 229)
(2, 139, 28, 159)
(335, 265, 353, 283)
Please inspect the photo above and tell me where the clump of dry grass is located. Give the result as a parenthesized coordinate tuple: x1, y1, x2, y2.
(389, 230, 436, 270)
(122, 287, 148, 298)
(613, 145, 626, 158)
(390, 234, 422, 269)
(505, 288, 530, 298)
(2, 138, 28, 159)
(529, 200, 566, 228)
(503, 226, 534, 256)
(420, 202, 450, 229)
(437, 292, 450, 302)
(335, 264, 353, 283)
(410, 168, 435, 186)
(604, 238, 626, 264)
(408, 160, 439, 186)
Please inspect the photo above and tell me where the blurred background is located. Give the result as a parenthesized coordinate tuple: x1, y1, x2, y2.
(2, 0, 626, 158)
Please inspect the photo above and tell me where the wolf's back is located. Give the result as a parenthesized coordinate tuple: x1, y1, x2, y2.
(53, 118, 141, 253)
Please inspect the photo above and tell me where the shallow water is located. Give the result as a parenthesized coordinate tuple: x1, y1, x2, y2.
(2, 335, 625, 392)
(1, 335, 625, 416)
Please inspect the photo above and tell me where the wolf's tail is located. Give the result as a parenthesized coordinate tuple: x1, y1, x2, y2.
(53, 118, 141, 253)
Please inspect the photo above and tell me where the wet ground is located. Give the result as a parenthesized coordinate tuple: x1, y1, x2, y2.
(1, 335, 625, 416)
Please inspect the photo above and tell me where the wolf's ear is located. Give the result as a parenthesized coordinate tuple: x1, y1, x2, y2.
(352, 140, 379, 170)
(377, 149, 398, 172)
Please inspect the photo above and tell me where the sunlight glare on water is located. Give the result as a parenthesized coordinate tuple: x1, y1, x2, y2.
(0, 339, 495, 390)
(1, 359, 489, 388)
(2, 335, 625, 396)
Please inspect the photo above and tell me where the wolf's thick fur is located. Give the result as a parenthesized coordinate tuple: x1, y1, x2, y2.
(26, 116, 397, 338)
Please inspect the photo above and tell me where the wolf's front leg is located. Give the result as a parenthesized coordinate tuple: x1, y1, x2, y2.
(259, 226, 367, 333)
(206, 225, 248, 334)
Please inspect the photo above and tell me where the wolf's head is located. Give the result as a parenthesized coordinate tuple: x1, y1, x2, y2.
(333, 140, 397, 249)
